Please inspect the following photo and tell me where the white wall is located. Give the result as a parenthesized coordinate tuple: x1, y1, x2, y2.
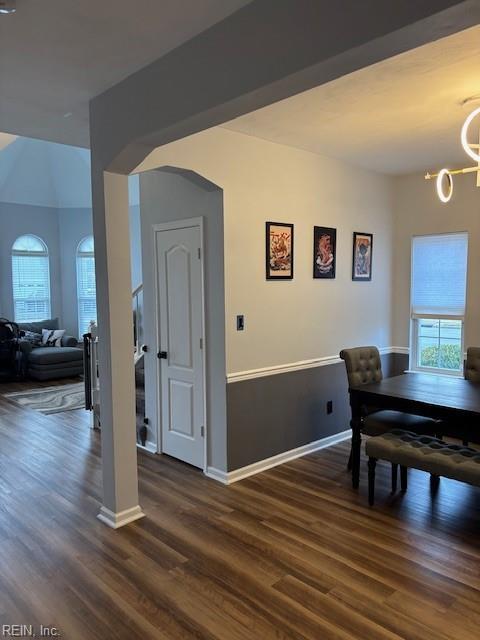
(137, 127, 394, 375)
(393, 173, 480, 350)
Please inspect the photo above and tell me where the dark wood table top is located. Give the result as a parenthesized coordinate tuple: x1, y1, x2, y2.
(350, 372, 480, 416)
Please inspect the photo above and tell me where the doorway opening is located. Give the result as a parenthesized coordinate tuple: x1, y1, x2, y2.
(137, 166, 226, 474)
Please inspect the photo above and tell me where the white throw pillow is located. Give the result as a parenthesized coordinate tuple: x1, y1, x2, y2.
(41, 329, 65, 347)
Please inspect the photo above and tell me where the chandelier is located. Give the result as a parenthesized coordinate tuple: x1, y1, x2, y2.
(425, 99, 480, 203)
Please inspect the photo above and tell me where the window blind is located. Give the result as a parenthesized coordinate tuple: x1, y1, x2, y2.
(411, 232, 468, 317)
(77, 251, 97, 337)
(12, 253, 51, 322)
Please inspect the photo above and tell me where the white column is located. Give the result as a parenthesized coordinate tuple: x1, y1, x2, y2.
(91, 167, 144, 528)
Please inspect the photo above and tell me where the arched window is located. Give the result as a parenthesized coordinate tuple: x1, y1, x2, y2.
(76, 235, 97, 337)
(12, 234, 51, 322)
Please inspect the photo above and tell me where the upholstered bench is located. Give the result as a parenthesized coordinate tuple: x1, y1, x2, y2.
(365, 429, 480, 505)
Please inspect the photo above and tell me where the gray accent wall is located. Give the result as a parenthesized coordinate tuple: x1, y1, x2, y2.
(0, 203, 93, 337)
(0, 202, 63, 327)
(129, 203, 143, 291)
(227, 352, 408, 471)
(0, 201, 143, 338)
(58, 207, 94, 338)
(383, 352, 409, 378)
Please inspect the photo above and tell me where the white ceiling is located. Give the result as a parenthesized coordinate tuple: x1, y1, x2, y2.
(223, 25, 480, 175)
(0, 0, 250, 147)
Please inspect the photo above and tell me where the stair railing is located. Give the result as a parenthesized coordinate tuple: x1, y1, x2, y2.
(83, 320, 100, 428)
(84, 285, 144, 428)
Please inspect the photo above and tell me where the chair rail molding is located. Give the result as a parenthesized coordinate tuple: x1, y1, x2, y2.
(227, 346, 409, 383)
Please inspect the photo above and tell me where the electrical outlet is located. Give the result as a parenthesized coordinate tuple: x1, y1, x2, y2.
(326, 400, 333, 414)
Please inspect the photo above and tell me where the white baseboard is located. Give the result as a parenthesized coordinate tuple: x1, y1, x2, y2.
(204, 466, 229, 483)
(137, 440, 157, 455)
(205, 429, 350, 485)
(97, 505, 145, 529)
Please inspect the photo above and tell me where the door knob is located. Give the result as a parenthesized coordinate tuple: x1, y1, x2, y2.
(157, 350, 168, 359)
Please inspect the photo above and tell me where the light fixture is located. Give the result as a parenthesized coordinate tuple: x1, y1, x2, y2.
(460, 105, 480, 164)
(436, 169, 453, 203)
(0, 0, 16, 14)
(425, 100, 480, 203)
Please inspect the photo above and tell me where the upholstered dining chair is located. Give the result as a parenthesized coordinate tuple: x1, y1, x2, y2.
(459, 347, 480, 445)
(465, 347, 480, 382)
(340, 346, 438, 472)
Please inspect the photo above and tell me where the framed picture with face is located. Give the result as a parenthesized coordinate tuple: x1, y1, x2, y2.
(313, 226, 336, 279)
(266, 222, 294, 280)
(352, 232, 373, 281)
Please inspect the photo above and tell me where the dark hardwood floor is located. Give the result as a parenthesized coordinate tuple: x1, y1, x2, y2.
(1, 381, 480, 639)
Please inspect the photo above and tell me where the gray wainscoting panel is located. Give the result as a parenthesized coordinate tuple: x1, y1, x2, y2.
(383, 352, 409, 378)
(226, 352, 409, 471)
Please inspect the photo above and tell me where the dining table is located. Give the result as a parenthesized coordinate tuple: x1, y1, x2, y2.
(348, 372, 480, 488)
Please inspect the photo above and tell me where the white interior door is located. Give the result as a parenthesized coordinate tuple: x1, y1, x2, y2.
(156, 223, 205, 469)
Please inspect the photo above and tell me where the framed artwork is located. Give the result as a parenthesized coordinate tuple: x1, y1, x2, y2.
(352, 232, 373, 281)
(313, 226, 336, 279)
(266, 222, 294, 280)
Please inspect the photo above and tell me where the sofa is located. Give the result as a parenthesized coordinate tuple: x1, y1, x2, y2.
(18, 318, 83, 381)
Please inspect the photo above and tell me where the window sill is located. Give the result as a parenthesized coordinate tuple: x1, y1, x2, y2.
(404, 369, 463, 379)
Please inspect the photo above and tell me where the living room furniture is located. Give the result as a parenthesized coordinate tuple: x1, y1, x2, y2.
(0, 318, 21, 381)
(18, 318, 83, 381)
(348, 372, 480, 489)
(366, 429, 480, 506)
(340, 346, 437, 481)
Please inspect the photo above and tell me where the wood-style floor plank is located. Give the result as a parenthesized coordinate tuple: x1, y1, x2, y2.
(1, 380, 480, 639)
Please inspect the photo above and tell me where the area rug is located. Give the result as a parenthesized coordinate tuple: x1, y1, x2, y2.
(4, 383, 85, 414)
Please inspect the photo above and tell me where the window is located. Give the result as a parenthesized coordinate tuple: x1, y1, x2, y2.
(410, 232, 468, 375)
(12, 234, 51, 322)
(76, 236, 97, 337)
